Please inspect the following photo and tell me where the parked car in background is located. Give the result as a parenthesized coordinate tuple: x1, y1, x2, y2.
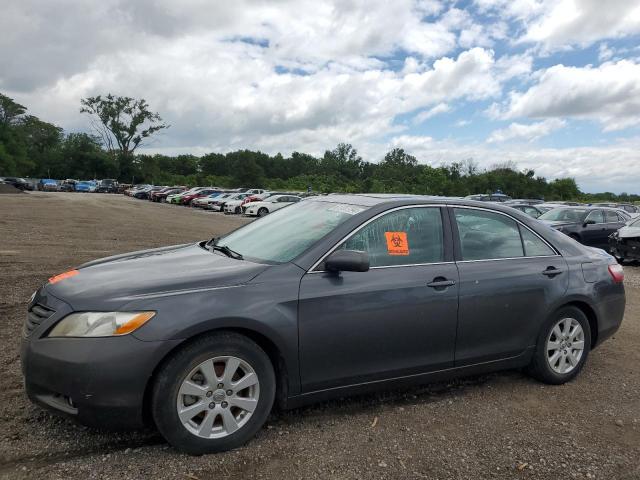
(191, 192, 225, 209)
(538, 207, 629, 248)
(21, 195, 625, 454)
(151, 187, 185, 202)
(223, 193, 266, 214)
(464, 193, 513, 202)
(505, 199, 544, 205)
(168, 187, 208, 204)
(133, 186, 165, 200)
(208, 193, 249, 212)
(96, 179, 119, 193)
(38, 179, 59, 191)
(75, 181, 98, 193)
(58, 179, 78, 192)
(609, 215, 640, 263)
(536, 203, 566, 214)
(507, 204, 544, 218)
(182, 189, 220, 206)
(1, 177, 32, 190)
(244, 194, 302, 217)
(593, 203, 639, 218)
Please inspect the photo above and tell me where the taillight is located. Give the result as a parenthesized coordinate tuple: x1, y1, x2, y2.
(608, 264, 624, 284)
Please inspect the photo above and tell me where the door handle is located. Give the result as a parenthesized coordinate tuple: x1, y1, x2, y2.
(427, 278, 456, 289)
(542, 267, 564, 277)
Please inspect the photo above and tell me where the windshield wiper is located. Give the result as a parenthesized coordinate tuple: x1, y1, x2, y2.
(205, 237, 243, 260)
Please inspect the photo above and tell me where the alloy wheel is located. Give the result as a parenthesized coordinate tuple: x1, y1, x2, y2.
(176, 356, 260, 439)
(546, 317, 585, 374)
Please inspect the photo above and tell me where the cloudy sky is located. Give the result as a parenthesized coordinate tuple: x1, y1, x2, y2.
(2, 0, 640, 192)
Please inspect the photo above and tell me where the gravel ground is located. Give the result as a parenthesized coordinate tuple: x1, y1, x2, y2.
(0, 192, 639, 480)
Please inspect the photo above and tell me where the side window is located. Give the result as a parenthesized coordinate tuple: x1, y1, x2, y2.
(586, 210, 604, 224)
(617, 213, 628, 222)
(520, 226, 555, 256)
(454, 209, 524, 260)
(339, 207, 444, 267)
(604, 210, 619, 223)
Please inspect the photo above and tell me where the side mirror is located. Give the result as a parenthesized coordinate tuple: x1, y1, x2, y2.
(584, 219, 596, 226)
(324, 250, 369, 273)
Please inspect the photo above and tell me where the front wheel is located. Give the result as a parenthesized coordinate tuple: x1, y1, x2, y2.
(527, 306, 591, 385)
(151, 333, 275, 454)
(257, 207, 268, 217)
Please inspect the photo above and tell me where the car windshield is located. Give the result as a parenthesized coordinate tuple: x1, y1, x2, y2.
(539, 208, 587, 222)
(216, 201, 367, 263)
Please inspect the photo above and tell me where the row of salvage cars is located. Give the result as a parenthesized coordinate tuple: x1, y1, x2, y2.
(124, 186, 640, 262)
(124, 185, 308, 217)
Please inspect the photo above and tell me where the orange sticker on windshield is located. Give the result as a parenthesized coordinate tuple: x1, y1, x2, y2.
(385, 232, 409, 255)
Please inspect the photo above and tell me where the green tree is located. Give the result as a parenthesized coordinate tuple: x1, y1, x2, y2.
(80, 94, 168, 157)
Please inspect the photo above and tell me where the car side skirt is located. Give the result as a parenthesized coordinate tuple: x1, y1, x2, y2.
(282, 347, 534, 409)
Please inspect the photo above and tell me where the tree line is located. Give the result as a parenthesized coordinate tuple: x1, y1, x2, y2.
(0, 92, 636, 202)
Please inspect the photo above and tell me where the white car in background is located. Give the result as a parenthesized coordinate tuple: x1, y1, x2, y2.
(224, 192, 273, 214)
(208, 193, 249, 212)
(244, 194, 302, 217)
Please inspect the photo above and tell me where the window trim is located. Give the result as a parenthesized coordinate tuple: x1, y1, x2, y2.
(308, 204, 451, 273)
(449, 205, 560, 263)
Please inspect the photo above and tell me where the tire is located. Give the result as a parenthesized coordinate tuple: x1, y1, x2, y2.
(235, 207, 241, 214)
(527, 306, 591, 385)
(151, 332, 275, 455)
(257, 207, 268, 217)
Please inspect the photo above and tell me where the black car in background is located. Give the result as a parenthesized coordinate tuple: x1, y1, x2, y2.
(1, 177, 32, 190)
(538, 207, 629, 248)
(96, 179, 119, 193)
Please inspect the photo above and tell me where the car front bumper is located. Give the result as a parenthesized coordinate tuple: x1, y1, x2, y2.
(21, 331, 181, 429)
(609, 235, 640, 261)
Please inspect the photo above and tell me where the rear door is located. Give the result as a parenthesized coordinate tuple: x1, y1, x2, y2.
(298, 206, 459, 392)
(451, 207, 568, 365)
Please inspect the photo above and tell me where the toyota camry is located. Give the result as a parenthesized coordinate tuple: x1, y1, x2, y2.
(21, 195, 625, 454)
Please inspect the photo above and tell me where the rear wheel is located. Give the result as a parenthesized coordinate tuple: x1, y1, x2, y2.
(258, 207, 268, 217)
(152, 333, 275, 454)
(235, 206, 241, 214)
(527, 306, 591, 384)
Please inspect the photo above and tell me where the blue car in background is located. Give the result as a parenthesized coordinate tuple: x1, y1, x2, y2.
(75, 181, 97, 192)
(38, 179, 58, 191)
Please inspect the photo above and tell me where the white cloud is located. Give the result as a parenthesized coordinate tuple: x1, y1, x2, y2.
(521, 0, 640, 50)
(493, 60, 640, 131)
(487, 119, 566, 143)
(413, 103, 451, 123)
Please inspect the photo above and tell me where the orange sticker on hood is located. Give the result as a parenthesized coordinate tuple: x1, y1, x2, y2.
(385, 232, 409, 255)
(48, 269, 79, 284)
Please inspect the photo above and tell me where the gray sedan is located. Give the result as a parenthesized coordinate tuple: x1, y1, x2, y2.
(21, 195, 625, 454)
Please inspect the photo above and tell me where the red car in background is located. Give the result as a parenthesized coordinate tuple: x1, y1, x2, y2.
(150, 187, 185, 202)
(182, 189, 220, 206)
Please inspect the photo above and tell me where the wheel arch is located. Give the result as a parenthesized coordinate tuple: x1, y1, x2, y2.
(141, 326, 291, 427)
(560, 300, 599, 349)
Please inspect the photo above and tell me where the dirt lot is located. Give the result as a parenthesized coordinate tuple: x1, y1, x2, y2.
(1, 192, 639, 480)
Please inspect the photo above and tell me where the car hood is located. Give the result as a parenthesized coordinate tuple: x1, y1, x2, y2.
(45, 243, 268, 308)
(617, 224, 640, 239)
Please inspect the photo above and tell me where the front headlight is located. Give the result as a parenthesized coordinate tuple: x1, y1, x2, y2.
(48, 311, 155, 337)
